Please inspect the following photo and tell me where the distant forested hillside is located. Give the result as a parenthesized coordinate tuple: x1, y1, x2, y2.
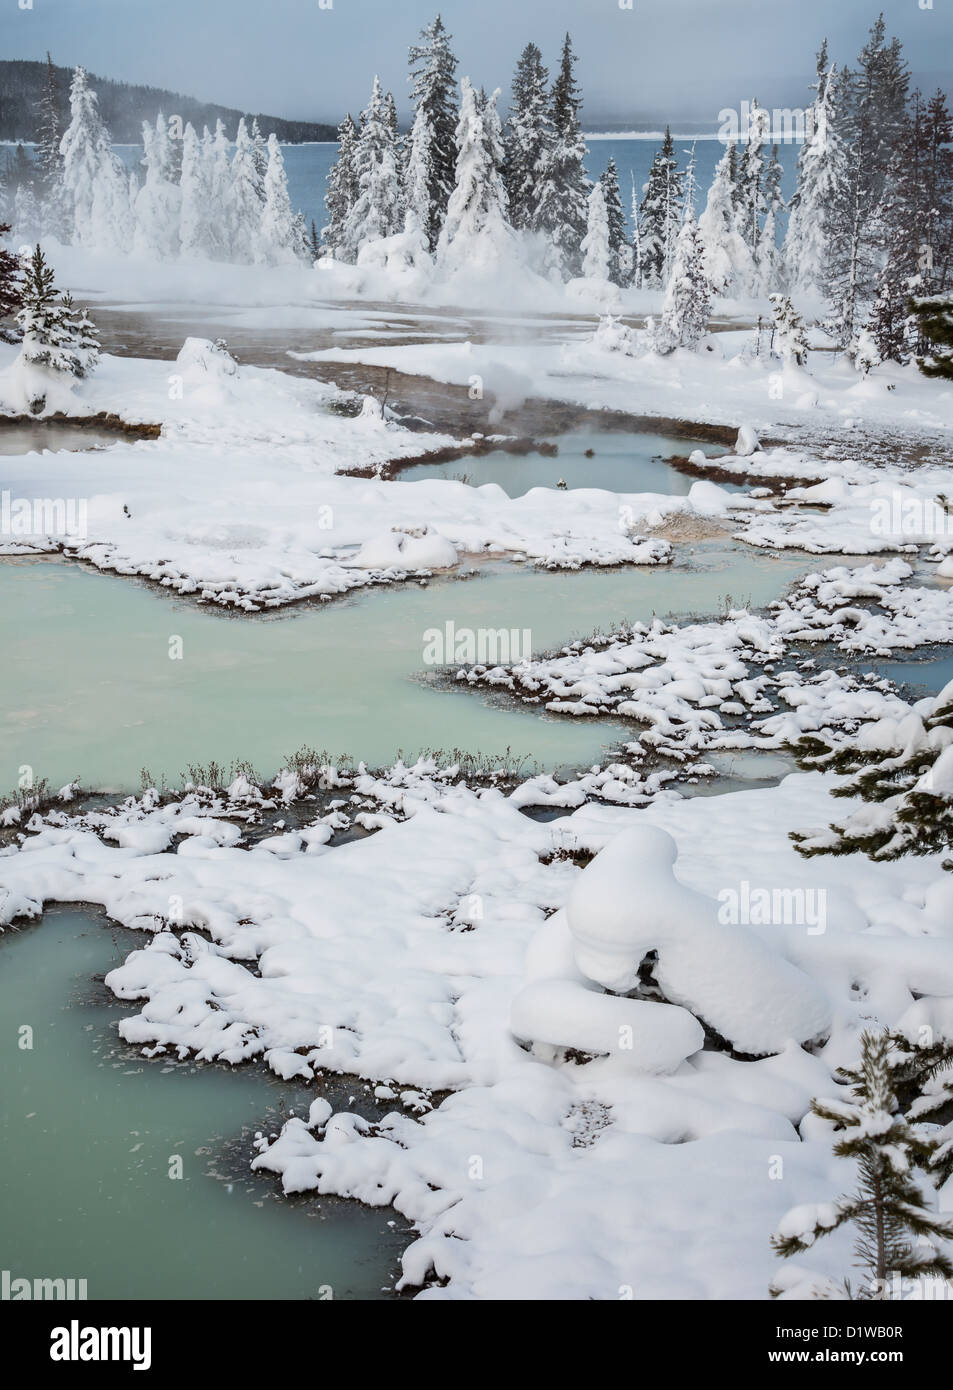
(0, 59, 338, 143)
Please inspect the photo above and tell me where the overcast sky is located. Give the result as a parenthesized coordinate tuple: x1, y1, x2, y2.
(2, 0, 951, 126)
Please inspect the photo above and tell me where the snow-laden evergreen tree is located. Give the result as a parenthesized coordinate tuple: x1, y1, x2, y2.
(0, 224, 23, 341)
(865, 255, 914, 365)
(36, 52, 63, 192)
(868, 89, 953, 355)
(35, 51, 69, 239)
(228, 118, 265, 264)
(784, 43, 834, 292)
(323, 113, 360, 256)
(205, 121, 234, 260)
(258, 133, 300, 265)
(639, 127, 683, 287)
(402, 103, 434, 241)
(844, 13, 910, 216)
(16, 243, 67, 381)
(15, 246, 99, 410)
(919, 90, 953, 293)
(896, 1033, 953, 1190)
(503, 42, 553, 233)
(438, 80, 516, 274)
(580, 181, 610, 282)
(755, 144, 785, 294)
(738, 97, 770, 254)
(59, 291, 100, 377)
(407, 14, 459, 249)
(630, 177, 643, 289)
(133, 114, 181, 261)
(771, 1030, 953, 1297)
(698, 142, 755, 295)
(291, 210, 311, 262)
(788, 67, 851, 302)
(599, 157, 629, 286)
(13, 182, 40, 242)
(911, 293, 953, 378)
(59, 66, 133, 253)
(535, 33, 590, 277)
(251, 119, 268, 187)
(767, 293, 809, 366)
(824, 16, 910, 348)
(791, 679, 953, 863)
(179, 123, 214, 260)
(654, 207, 711, 353)
(342, 76, 403, 261)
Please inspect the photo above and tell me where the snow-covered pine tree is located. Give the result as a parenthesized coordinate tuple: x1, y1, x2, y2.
(228, 117, 265, 264)
(503, 42, 553, 233)
(323, 113, 360, 256)
(866, 88, 953, 361)
(15, 246, 98, 409)
(58, 292, 100, 377)
(738, 97, 770, 254)
(16, 243, 67, 382)
(179, 122, 214, 260)
(881, 1031, 953, 1192)
(755, 144, 785, 294)
(639, 127, 683, 287)
(407, 14, 459, 250)
(920, 90, 953, 293)
(784, 42, 836, 293)
(133, 114, 181, 261)
(911, 293, 953, 378)
(341, 76, 402, 261)
(59, 66, 133, 253)
(258, 133, 299, 265)
(35, 51, 69, 239)
(13, 183, 40, 242)
(791, 678, 953, 864)
(654, 207, 711, 353)
(865, 254, 913, 365)
(36, 52, 63, 192)
(768, 293, 809, 366)
(698, 142, 755, 295)
(205, 120, 234, 260)
(402, 103, 434, 241)
(250, 119, 268, 187)
(438, 80, 515, 273)
(535, 33, 590, 278)
(580, 181, 610, 282)
(599, 157, 629, 286)
(291, 210, 311, 262)
(825, 16, 910, 349)
(771, 1030, 953, 1296)
(630, 176, 642, 289)
(0, 223, 23, 341)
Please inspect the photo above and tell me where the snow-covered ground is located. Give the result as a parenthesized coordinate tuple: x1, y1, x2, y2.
(2, 755, 952, 1298)
(3, 291, 953, 1300)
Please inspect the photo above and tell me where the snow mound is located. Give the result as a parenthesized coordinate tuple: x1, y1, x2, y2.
(734, 424, 760, 457)
(563, 825, 832, 1055)
(350, 527, 459, 571)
